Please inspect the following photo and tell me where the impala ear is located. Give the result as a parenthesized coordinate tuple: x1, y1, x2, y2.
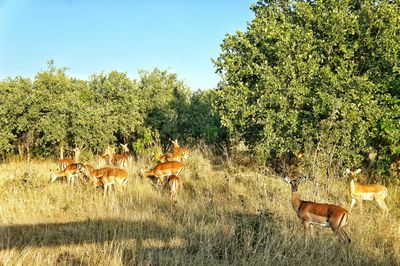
(345, 168, 351, 175)
(284, 176, 291, 183)
(355, 168, 361, 174)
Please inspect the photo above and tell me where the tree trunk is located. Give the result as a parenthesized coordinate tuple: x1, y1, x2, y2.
(60, 145, 64, 159)
(18, 144, 24, 160)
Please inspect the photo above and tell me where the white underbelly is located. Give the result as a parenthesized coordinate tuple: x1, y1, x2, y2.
(310, 221, 330, 228)
(354, 193, 374, 200)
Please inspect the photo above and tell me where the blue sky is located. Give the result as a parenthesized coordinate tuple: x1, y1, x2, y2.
(0, 0, 255, 90)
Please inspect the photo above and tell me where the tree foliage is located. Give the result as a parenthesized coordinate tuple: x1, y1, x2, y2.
(214, 0, 400, 173)
(0, 62, 226, 158)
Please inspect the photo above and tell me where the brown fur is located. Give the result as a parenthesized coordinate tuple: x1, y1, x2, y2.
(346, 168, 388, 214)
(284, 176, 351, 245)
(50, 163, 84, 185)
(141, 161, 183, 183)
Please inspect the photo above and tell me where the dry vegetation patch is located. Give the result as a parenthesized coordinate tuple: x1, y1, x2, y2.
(0, 148, 399, 265)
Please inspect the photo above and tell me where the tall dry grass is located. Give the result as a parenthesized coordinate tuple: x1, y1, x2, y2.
(0, 146, 399, 265)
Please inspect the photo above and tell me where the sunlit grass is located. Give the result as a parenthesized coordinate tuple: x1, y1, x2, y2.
(0, 147, 399, 265)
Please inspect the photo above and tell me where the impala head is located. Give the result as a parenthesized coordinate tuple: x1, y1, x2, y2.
(120, 143, 129, 153)
(345, 168, 361, 180)
(139, 169, 145, 178)
(49, 171, 56, 183)
(171, 139, 179, 148)
(284, 176, 307, 192)
(102, 145, 115, 156)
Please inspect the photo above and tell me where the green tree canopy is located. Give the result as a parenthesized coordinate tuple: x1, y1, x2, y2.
(214, 0, 400, 171)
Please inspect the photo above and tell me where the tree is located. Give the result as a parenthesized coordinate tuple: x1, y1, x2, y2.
(185, 89, 228, 145)
(214, 0, 400, 173)
(0, 77, 34, 157)
(137, 69, 192, 148)
(89, 71, 142, 149)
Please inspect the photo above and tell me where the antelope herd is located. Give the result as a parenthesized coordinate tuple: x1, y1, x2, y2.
(51, 139, 188, 205)
(48, 141, 395, 251)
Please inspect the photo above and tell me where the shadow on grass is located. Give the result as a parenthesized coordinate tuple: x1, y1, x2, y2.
(0, 218, 176, 250)
(0, 209, 395, 265)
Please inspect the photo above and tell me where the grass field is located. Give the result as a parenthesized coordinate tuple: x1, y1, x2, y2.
(0, 147, 399, 265)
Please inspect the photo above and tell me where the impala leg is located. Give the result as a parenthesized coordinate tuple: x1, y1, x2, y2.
(334, 228, 351, 245)
(171, 190, 177, 207)
(359, 200, 363, 214)
(50, 174, 58, 183)
(67, 174, 72, 185)
(377, 200, 389, 215)
(303, 222, 311, 244)
(338, 228, 351, 262)
(350, 198, 357, 212)
(103, 184, 108, 198)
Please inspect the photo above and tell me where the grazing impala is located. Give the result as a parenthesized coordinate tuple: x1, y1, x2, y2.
(284, 176, 351, 245)
(58, 147, 81, 171)
(168, 175, 181, 207)
(50, 163, 84, 185)
(346, 168, 389, 214)
(96, 168, 128, 197)
(141, 161, 183, 183)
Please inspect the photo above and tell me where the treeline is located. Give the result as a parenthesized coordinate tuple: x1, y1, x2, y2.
(0, 61, 227, 159)
(214, 0, 400, 177)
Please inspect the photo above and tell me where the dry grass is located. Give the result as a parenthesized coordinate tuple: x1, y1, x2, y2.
(0, 148, 399, 265)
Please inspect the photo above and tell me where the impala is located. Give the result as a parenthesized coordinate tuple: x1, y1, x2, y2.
(82, 164, 111, 180)
(168, 174, 181, 207)
(171, 139, 190, 159)
(98, 154, 111, 167)
(159, 152, 185, 163)
(159, 153, 171, 163)
(141, 161, 183, 183)
(50, 163, 84, 185)
(346, 168, 389, 214)
(284, 176, 351, 245)
(100, 145, 130, 168)
(112, 154, 129, 168)
(96, 167, 128, 197)
(159, 140, 189, 162)
(58, 147, 81, 171)
(120, 143, 129, 154)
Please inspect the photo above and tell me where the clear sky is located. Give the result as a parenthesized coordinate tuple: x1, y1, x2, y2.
(0, 0, 255, 90)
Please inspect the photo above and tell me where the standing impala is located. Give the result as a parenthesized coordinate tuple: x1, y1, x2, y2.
(159, 140, 189, 162)
(346, 168, 389, 214)
(96, 167, 128, 197)
(141, 161, 183, 184)
(168, 175, 181, 207)
(171, 139, 189, 160)
(284, 176, 351, 245)
(58, 147, 81, 171)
